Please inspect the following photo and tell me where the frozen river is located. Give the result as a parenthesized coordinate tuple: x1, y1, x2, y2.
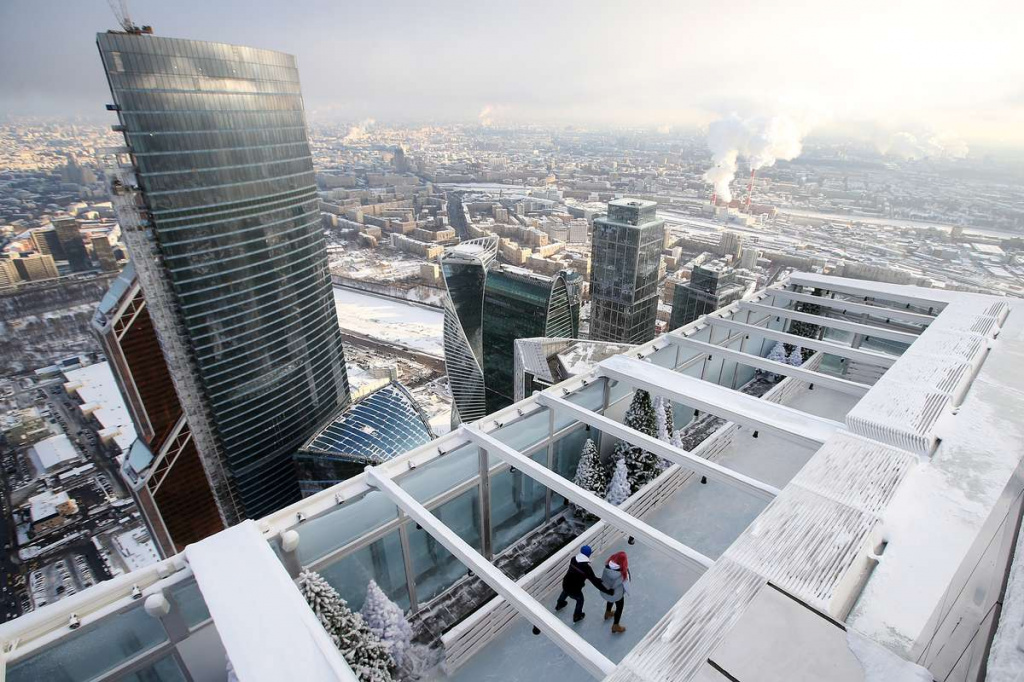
(333, 286, 444, 357)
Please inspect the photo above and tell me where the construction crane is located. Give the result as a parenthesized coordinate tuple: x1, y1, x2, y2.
(106, 0, 152, 34)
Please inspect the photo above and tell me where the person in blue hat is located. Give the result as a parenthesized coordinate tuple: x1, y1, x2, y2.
(555, 545, 614, 622)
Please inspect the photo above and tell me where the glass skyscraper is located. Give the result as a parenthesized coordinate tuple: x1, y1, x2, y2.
(669, 265, 746, 331)
(482, 267, 580, 413)
(589, 198, 665, 344)
(441, 237, 498, 428)
(441, 238, 580, 425)
(97, 32, 350, 521)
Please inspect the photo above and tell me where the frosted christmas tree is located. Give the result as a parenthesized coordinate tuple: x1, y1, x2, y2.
(298, 569, 394, 682)
(654, 396, 674, 442)
(766, 341, 788, 380)
(613, 390, 662, 493)
(605, 458, 630, 506)
(787, 345, 804, 366)
(572, 438, 607, 522)
(361, 580, 414, 671)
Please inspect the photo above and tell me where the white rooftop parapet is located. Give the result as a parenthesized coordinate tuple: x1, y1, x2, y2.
(185, 521, 358, 682)
(598, 355, 843, 449)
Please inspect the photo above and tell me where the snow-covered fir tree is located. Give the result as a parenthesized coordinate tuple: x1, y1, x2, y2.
(787, 346, 804, 366)
(766, 341, 788, 365)
(571, 438, 607, 522)
(361, 580, 414, 672)
(605, 458, 630, 506)
(298, 569, 394, 682)
(613, 390, 663, 493)
(654, 396, 674, 442)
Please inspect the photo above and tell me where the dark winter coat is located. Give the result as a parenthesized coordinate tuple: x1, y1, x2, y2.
(562, 554, 611, 595)
(600, 565, 625, 602)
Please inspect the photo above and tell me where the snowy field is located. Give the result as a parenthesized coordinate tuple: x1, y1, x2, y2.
(333, 287, 444, 357)
(429, 385, 857, 681)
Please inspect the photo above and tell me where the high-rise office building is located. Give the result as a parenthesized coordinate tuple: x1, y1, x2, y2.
(30, 227, 65, 261)
(0, 258, 21, 287)
(482, 267, 580, 413)
(669, 264, 746, 330)
(589, 198, 665, 344)
(98, 31, 350, 520)
(719, 230, 743, 259)
(52, 217, 91, 272)
(92, 264, 225, 556)
(11, 253, 59, 282)
(92, 235, 120, 272)
(441, 237, 497, 427)
(441, 237, 580, 423)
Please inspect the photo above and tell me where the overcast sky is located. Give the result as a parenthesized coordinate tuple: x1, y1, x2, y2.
(1, 0, 1022, 145)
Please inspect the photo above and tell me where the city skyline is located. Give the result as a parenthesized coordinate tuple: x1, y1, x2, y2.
(0, 0, 1021, 148)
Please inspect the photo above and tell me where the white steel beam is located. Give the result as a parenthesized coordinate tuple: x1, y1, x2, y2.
(789, 273, 949, 309)
(366, 467, 616, 680)
(465, 426, 715, 574)
(739, 301, 920, 345)
(704, 317, 898, 368)
(534, 393, 780, 502)
(668, 336, 870, 397)
(766, 289, 936, 325)
(599, 355, 842, 449)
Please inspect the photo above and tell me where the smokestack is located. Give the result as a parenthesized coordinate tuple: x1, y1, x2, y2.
(745, 169, 756, 211)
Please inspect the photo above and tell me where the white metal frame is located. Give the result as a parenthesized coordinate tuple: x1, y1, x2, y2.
(366, 467, 616, 680)
(667, 336, 870, 397)
(766, 289, 937, 325)
(738, 301, 920, 344)
(465, 426, 715, 574)
(789, 273, 949, 309)
(703, 317, 898, 368)
(599, 356, 842, 449)
(534, 393, 780, 502)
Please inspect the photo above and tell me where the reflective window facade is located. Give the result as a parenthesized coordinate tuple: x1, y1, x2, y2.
(669, 266, 746, 331)
(97, 33, 350, 519)
(482, 268, 580, 414)
(589, 199, 665, 344)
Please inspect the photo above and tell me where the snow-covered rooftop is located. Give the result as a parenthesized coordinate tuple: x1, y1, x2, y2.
(28, 434, 79, 472)
(63, 361, 137, 453)
(3, 273, 1022, 682)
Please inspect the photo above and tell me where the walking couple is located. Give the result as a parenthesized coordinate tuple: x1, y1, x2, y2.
(555, 545, 631, 633)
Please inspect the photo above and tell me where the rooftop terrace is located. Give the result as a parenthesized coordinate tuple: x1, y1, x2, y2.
(2, 272, 1021, 682)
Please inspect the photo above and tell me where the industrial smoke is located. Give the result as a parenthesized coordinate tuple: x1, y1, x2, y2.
(877, 130, 969, 160)
(478, 105, 495, 127)
(343, 118, 376, 143)
(703, 114, 809, 203)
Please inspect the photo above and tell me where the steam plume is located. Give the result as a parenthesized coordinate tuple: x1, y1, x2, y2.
(703, 114, 809, 203)
(343, 118, 376, 143)
(877, 130, 968, 160)
(478, 105, 494, 127)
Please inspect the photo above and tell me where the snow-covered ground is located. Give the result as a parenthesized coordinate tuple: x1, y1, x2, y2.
(333, 287, 444, 356)
(427, 385, 857, 681)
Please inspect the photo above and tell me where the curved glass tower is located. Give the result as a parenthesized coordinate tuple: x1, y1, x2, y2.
(97, 32, 350, 520)
(441, 237, 497, 427)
